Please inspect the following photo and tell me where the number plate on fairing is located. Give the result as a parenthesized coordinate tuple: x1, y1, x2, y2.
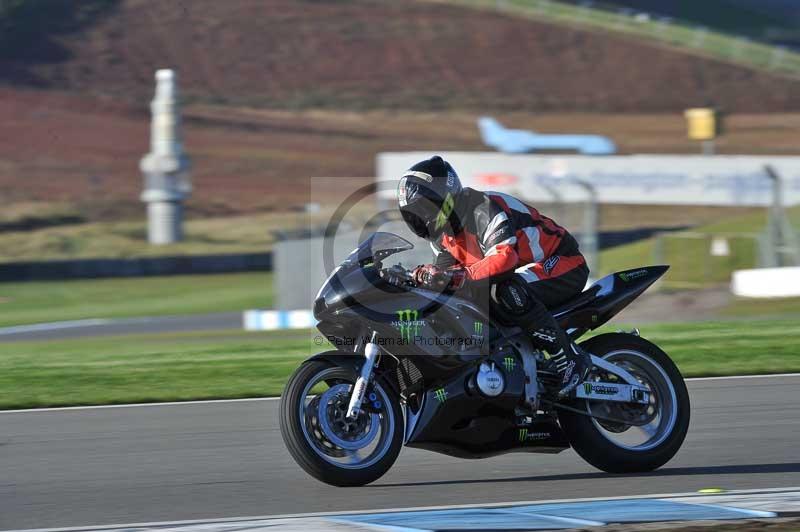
(575, 381, 650, 404)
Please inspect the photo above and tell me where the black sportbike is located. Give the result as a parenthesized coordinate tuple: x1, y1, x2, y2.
(280, 232, 690, 486)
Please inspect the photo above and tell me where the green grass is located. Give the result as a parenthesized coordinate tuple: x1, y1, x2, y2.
(600, 206, 800, 287)
(0, 330, 312, 409)
(610, 319, 800, 378)
(1, 319, 798, 409)
(439, 0, 800, 77)
(721, 296, 800, 319)
(0, 272, 272, 327)
(0, 211, 327, 263)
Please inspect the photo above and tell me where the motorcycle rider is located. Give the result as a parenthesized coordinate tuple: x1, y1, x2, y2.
(397, 155, 592, 396)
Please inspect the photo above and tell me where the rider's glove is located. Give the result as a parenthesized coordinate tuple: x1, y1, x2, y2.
(380, 267, 408, 287)
(412, 264, 467, 291)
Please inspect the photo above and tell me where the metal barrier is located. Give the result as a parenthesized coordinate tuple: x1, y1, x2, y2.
(0, 252, 273, 281)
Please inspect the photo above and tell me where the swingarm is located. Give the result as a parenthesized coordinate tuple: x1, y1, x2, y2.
(574, 354, 650, 405)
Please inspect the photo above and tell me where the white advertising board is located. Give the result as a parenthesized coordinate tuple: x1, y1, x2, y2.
(376, 152, 800, 207)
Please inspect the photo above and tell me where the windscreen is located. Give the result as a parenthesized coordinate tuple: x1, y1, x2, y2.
(343, 232, 413, 267)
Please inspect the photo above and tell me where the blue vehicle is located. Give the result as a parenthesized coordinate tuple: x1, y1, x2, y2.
(478, 116, 616, 155)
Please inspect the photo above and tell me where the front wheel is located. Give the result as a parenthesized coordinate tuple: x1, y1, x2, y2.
(279, 359, 403, 486)
(558, 333, 690, 473)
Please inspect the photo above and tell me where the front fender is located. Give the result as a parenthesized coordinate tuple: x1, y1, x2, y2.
(308, 350, 363, 373)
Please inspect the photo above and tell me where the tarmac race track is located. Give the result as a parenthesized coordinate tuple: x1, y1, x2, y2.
(1, 375, 799, 531)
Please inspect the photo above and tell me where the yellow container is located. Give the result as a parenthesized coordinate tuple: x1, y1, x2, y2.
(684, 108, 717, 140)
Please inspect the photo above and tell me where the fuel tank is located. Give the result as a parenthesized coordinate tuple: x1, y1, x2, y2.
(315, 264, 501, 366)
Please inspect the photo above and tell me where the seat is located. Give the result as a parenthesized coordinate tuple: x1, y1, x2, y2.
(547, 283, 602, 315)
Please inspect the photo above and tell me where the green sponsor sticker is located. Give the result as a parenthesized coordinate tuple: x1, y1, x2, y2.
(434, 387, 448, 403)
(393, 309, 424, 342)
(619, 269, 648, 282)
(434, 193, 455, 231)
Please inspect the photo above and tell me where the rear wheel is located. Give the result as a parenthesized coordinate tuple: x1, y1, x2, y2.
(558, 333, 690, 473)
(279, 359, 403, 486)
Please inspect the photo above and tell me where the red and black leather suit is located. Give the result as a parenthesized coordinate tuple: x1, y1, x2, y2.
(430, 187, 588, 311)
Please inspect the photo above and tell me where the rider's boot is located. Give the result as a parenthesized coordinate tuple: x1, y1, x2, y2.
(529, 323, 592, 397)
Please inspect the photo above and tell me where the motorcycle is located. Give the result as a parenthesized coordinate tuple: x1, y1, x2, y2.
(280, 232, 690, 486)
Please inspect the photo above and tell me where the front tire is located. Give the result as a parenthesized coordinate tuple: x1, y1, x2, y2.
(280, 359, 403, 486)
(558, 333, 690, 473)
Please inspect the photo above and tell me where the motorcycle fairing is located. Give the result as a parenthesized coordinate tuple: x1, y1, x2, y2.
(554, 265, 669, 335)
(312, 233, 668, 459)
(316, 261, 669, 353)
(403, 348, 570, 458)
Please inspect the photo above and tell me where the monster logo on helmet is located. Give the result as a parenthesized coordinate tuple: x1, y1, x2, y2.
(398, 156, 463, 239)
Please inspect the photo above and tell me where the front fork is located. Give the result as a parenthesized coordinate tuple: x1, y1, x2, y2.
(346, 331, 380, 419)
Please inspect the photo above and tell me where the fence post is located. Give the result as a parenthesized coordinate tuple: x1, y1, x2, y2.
(769, 47, 786, 70)
(579, 4, 591, 24)
(691, 27, 707, 48)
(657, 18, 669, 39)
(653, 233, 665, 276)
(536, 0, 548, 15)
(730, 37, 746, 61)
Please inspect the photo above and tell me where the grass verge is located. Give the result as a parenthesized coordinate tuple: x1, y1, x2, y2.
(0, 210, 339, 263)
(600, 206, 800, 287)
(0, 272, 272, 327)
(440, 0, 800, 77)
(1, 318, 798, 410)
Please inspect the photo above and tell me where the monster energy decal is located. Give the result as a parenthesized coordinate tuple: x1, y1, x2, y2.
(392, 309, 425, 342)
(619, 269, 648, 282)
(473, 321, 484, 335)
(503, 356, 516, 372)
(583, 382, 618, 396)
(433, 387, 448, 403)
(434, 193, 455, 231)
(519, 428, 551, 443)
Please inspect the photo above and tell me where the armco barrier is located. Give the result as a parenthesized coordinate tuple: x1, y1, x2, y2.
(0, 252, 272, 281)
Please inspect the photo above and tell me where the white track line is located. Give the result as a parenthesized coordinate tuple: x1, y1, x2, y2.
(0, 319, 111, 336)
(1, 373, 798, 414)
(0, 397, 281, 414)
(686, 373, 800, 381)
(5, 487, 797, 532)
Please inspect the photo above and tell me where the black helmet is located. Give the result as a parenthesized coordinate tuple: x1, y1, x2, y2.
(397, 156, 463, 239)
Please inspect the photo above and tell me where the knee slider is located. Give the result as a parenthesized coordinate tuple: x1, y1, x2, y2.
(492, 277, 532, 320)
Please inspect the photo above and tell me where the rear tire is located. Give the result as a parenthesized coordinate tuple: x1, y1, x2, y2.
(558, 333, 690, 473)
(280, 359, 403, 486)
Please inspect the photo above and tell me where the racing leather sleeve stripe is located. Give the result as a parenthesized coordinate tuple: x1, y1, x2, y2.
(482, 216, 515, 253)
(515, 264, 541, 283)
(485, 237, 517, 256)
(482, 212, 509, 241)
(520, 227, 546, 263)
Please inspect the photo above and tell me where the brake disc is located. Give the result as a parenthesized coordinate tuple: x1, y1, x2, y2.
(317, 384, 380, 451)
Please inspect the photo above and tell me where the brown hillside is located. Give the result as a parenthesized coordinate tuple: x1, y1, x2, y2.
(2, 87, 800, 218)
(1, 0, 799, 112)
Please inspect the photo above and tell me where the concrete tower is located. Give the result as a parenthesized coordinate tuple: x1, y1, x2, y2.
(140, 69, 191, 244)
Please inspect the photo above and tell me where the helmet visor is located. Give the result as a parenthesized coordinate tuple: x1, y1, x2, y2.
(400, 208, 429, 239)
(402, 190, 443, 237)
